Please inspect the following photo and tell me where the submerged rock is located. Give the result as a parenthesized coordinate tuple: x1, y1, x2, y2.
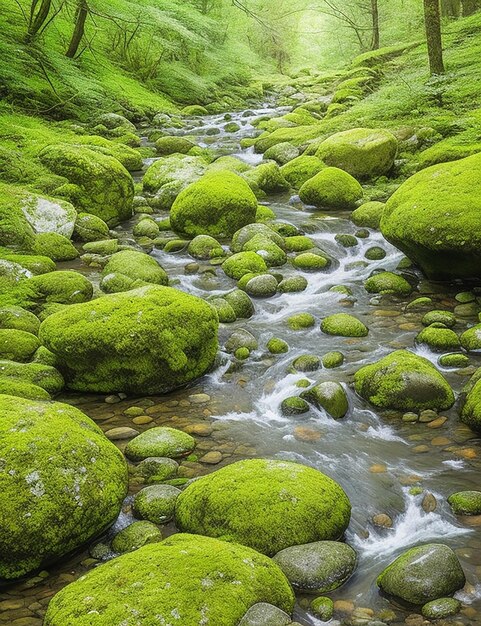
(133, 484, 181, 523)
(39, 286, 218, 394)
(354, 350, 454, 411)
(0, 395, 127, 580)
(422, 597, 461, 619)
(44, 534, 295, 626)
(175, 459, 351, 556)
(377, 543, 465, 605)
(364, 271, 412, 296)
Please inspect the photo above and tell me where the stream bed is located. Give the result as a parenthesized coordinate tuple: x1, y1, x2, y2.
(2, 104, 481, 626)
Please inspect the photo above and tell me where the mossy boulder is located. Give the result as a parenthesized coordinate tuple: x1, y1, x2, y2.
(0, 329, 40, 362)
(0, 184, 37, 249)
(210, 297, 237, 323)
(224, 289, 255, 319)
(244, 163, 289, 194)
(448, 491, 481, 515)
(0, 253, 55, 276)
(422, 598, 461, 619)
(416, 324, 460, 352)
(132, 217, 159, 239)
(0, 360, 64, 394)
(73, 212, 110, 242)
(0, 378, 50, 400)
(321, 313, 368, 337)
(292, 354, 320, 372)
(377, 544, 465, 605)
(422, 310, 456, 328)
(273, 541, 357, 593)
(232, 223, 284, 251)
(223, 251, 268, 280)
(364, 271, 412, 296)
(133, 457, 179, 483)
(39, 286, 218, 394)
(39, 144, 134, 226)
(143, 155, 207, 194)
(133, 484, 181, 523)
(278, 276, 308, 293)
(0, 395, 127, 580)
(188, 235, 225, 260)
(292, 251, 329, 271)
(301, 381, 349, 419)
(0, 305, 40, 335)
(238, 603, 291, 626)
(365, 246, 386, 260)
(322, 351, 344, 368)
(33, 232, 79, 261)
(126, 426, 195, 461)
(351, 201, 385, 228)
(287, 313, 315, 330)
(100, 250, 168, 293)
(29, 271, 93, 305)
(243, 236, 287, 267)
(170, 171, 258, 238)
(20, 192, 77, 239)
(283, 235, 314, 252)
(439, 353, 469, 368)
(354, 350, 455, 411)
(460, 324, 481, 352)
(299, 167, 363, 209)
(280, 397, 310, 416)
(380, 153, 481, 280)
(264, 142, 300, 165)
(267, 338, 289, 354)
(245, 274, 278, 298)
(155, 136, 196, 156)
(175, 459, 351, 556)
(280, 155, 325, 189)
(111, 521, 162, 553)
(315, 128, 397, 179)
(44, 534, 295, 626)
(461, 378, 481, 431)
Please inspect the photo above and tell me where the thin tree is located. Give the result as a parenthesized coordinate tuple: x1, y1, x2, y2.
(423, 0, 445, 74)
(26, 0, 52, 42)
(371, 0, 380, 49)
(441, 0, 461, 16)
(461, 0, 480, 14)
(66, 0, 88, 58)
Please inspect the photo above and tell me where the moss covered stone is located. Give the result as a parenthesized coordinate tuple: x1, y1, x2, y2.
(0, 306, 40, 335)
(448, 491, 481, 515)
(267, 338, 289, 354)
(44, 533, 295, 626)
(377, 544, 465, 605)
(126, 426, 195, 461)
(29, 271, 93, 304)
(20, 192, 77, 238)
(224, 289, 255, 319)
(223, 251, 268, 280)
(0, 378, 50, 400)
(292, 252, 329, 271)
(292, 354, 320, 372)
(39, 144, 134, 226)
(39, 286, 218, 394)
(422, 597, 461, 619)
(278, 276, 308, 293)
(351, 201, 385, 228)
(188, 235, 225, 260)
(243, 236, 287, 267)
(0, 253, 55, 276)
(225, 328, 258, 354)
(100, 250, 168, 293)
(0, 395, 127, 579)
(175, 459, 351, 556)
(210, 297, 237, 323)
(283, 235, 314, 252)
(321, 313, 368, 337)
(133, 484, 181, 523)
(33, 232, 79, 261)
(0, 360, 64, 394)
(299, 167, 363, 210)
(310, 596, 334, 621)
(322, 351, 344, 368)
(0, 329, 39, 362)
(461, 378, 481, 431)
(380, 153, 481, 280)
(170, 171, 258, 238)
(438, 353, 469, 368)
(155, 136, 196, 156)
(238, 603, 291, 626)
(280, 155, 325, 189)
(244, 162, 289, 195)
(245, 274, 278, 298)
(112, 521, 162, 553)
(365, 246, 386, 260)
(132, 217, 159, 239)
(133, 457, 179, 483)
(416, 324, 460, 352)
(281, 396, 310, 416)
(315, 128, 398, 179)
(354, 350, 455, 411)
(264, 142, 300, 165)
(460, 324, 481, 352)
(83, 239, 118, 255)
(73, 212, 110, 242)
(287, 313, 316, 330)
(301, 381, 349, 419)
(364, 271, 412, 296)
(273, 541, 357, 593)
(143, 155, 207, 194)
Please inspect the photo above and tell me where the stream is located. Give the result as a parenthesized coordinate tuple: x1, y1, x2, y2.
(2, 103, 481, 626)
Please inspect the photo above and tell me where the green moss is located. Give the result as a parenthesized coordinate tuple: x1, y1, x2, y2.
(438, 353, 469, 368)
(267, 338, 289, 354)
(126, 427, 195, 461)
(364, 271, 412, 296)
(208, 156, 251, 175)
(244, 163, 289, 194)
(33, 232, 79, 261)
(255, 205, 277, 222)
(321, 313, 368, 337)
(182, 105, 209, 115)
(448, 491, 481, 515)
(354, 350, 455, 411)
(264, 142, 300, 165)
(76, 136, 143, 171)
(376, 543, 465, 605)
(0, 360, 64, 394)
(278, 276, 308, 293)
(0, 183, 36, 250)
(83, 239, 119, 255)
(280, 155, 326, 189)
(0, 253, 55, 275)
(175, 459, 351, 556)
(381, 153, 481, 280)
(422, 598, 461, 619)
(112, 521, 163, 553)
(132, 217, 160, 239)
(73, 213, 110, 242)
(39, 144, 134, 226)
(244, 274, 278, 298)
(254, 126, 326, 153)
(224, 289, 255, 319)
(39, 285, 218, 394)
(243, 236, 287, 268)
(310, 596, 334, 621)
(44, 534, 295, 626)
(335, 234, 358, 248)
(283, 236, 314, 252)
(101, 250, 168, 294)
(171, 171, 257, 238)
(225, 329, 258, 354)
(365, 246, 386, 260)
(0, 395, 127, 579)
(155, 136, 196, 156)
(223, 251, 268, 280)
(299, 167, 363, 209)
(322, 351, 344, 368)
(301, 381, 349, 419)
(292, 252, 329, 270)
(460, 324, 481, 352)
(235, 347, 251, 360)
(0, 329, 39, 362)
(315, 128, 398, 180)
(292, 354, 320, 372)
(416, 324, 460, 352)
(351, 201, 385, 228)
(461, 378, 481, 431)
(0, 378, 50, 400)
(143, 155, 207, 194)
(287, 313, 316, 330)
(29, 271, 93, 304)
(188, 235, 225, 260)
(0, 305, 40, 334)
(280, 396, 310, 416)
(210, 298, 237, 323)
(231, 223, 285, 253)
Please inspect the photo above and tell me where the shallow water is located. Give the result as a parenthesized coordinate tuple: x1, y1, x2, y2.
(3, 103, 481, 625)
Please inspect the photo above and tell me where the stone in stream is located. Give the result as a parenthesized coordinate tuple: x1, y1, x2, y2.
(422, 310, 456, 328)
(364, 271, 412, 296)
(100, 249, 169, 294)
(125, 427, 195, 461)
(292, 251, 330, 270)
(39, 144, 134, 226)
(377, 544, 465, 605)
(283, 235, 314, 252)
(133, 484, 181, 524)
(264, 141, 300, 165)
(0, 305, 40, 335)
(34, 231, 78, 261)
(322, 351, 344, 368)
(0, 359, 64, 395)
(238, 603, 292, 626)
(310, 596, 334, 621)
(223, 251, 268, 280)
(380, 152, 481, 280)
(301, 381, 349, 419)
(273, 541, 357, 593)
(287, 313, 316, 330)
(299, 167, 363, 209)
(0, 395, 128, 580)
(170, 170, 257, 238)
(245, 274, 279, 297)
(224, 288, 255, 318)
(351, 201, 385, 228)
(111, 521, 163, 554)
(187, 234, 225, 259)
(422, 597, 461, 619)
(365, 246, 386, 260)
(43, 534, 295, 626)
(448, 491, 481, 515)
(28, 270, 93, 304)
(460, 323, 481, 352)
(155, 135, 196, 156)
(291, 354, 320, 372)
(0, 329, 39, 362)
(461, 378, 481, 432)
(321, 313, 369, 337)
(267, 337, 289, 354)
(315, 128, 398, 179)
(210, 297, 237, 323)
(281, 396, 310, 416)
(143, 154, 207, 195)
(225, 328, 258, 354)
(277, 275, 308, 293)
(354, 350, 454, 411)
(439, 352, 470, 368)
(415, 323, 461, 352)
(133, 457, 179, 482)
(39, 285, 218, 394)
(132, 216, 159, 239)
(244, 162, 290, 194)
(280, 155, 326, 189)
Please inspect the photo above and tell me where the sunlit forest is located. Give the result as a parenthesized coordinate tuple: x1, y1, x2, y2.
(1, 0, 481, 624)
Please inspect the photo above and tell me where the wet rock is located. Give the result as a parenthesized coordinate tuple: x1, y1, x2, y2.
(277, 276, 308, 293)
(336, 233, 358, 248)
(310, 596, 334, 621)
(419, 409, 438, 423)
(199, 451, 223, 464)
(133, 484, 181, 524)
(377, 543, 465, 605)
(125, 427, 195, 461)
(372, 514, 393, 528)
(111, 521, 163, 553)
(267, 338, 289, 354)
(291, 354, 320, 372)
(105, 426, 139, 440)
(273, 541, 357, 593)
(403, 412, 418, 423)
(461, 378, 481, 431)
(460, 324, 481, 352)
(448, 491, 481, 515)
(351, 201, 385, 228)
(421, 597, 461, 619)
(365, 246, 386, 260)
(321, 313, 368, 337)
(292, 251, 329, 270)
(421, 493, 437, 513)
(224, 289, 255, 319)
(364, 271, 412, 296)
(245, 274, 278, 297)
(439, 353, 469, 368)
(281, 397, 310, 417)
(301, 381, 349, 419)
(299, 167, 363, 209)
(322, 351, 344, 368)
(175, 459, 351, 556)
(422, 310, 456, 328)
(225, 328, 258, 353)
(416, 324, 460, 352)
(133, 457, 179, 482)
(287, 313, 316, 330)
(238, 602, 292, 626)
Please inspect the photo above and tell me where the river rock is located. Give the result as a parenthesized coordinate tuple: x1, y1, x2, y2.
(175, 459, 351, 556)
(421, 597, 461, 619)
(39, 286, 218, 394)
(0, 395, 127, 580)
(133, 457, 179, 482)
(321, 313, 369, 337)
(354, 350, 454, 411)
(133, 484, 181, 523)
(448, 490, 481, 515)
(125, 427, 195, 461)
(100, 250, 168, 293)
(461, 378, 481, 431)
(238, 603, 292, 626)
(351, 201, 385, 228)
(111, 521, 162, 553)
(299, 167, 363, 209)
(377, 543, 465, 604)
(43, 534, 295, 626)
(273, 541, 357, 593)
(301, 381, 349, 419)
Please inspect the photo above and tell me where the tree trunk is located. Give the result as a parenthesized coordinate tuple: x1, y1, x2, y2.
(26, 0, 51, 42)
(461, 0, 480, 15)
(371, 0, 380, 49)
(66, 0, 88, 58)
(441, 0, 461, 16)
(423, 0, 445, 75)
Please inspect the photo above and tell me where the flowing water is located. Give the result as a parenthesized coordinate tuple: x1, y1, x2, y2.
(2, 104, 481, 625)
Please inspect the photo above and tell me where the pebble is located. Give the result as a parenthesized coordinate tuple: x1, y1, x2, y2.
(369, 464, 387, 473)
(431, 436, 451, 446)
(372, 513, 393, 528)
(184, 423, 213, 436)
(334, 600, 354, 613)
(104, 394, 121, 404)
(188, 393, 211, 404)
(293, 426, 322, 442)
(104, 427, 139, 440)
(413, 445, 430, 453)
(419, 409, 438, 423)
(422, 493, 437, 512)
(427, 416, 447, 428)
(403, 412, 418, 422)
(199, 451, 223, 464)
(132, 416, 153, 425)
(124, 406, 145, 417)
